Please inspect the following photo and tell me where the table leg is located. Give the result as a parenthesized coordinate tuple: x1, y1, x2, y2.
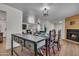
(34, 43, 37, 56)
(11, 35, 13, 56)
(45, 39, 48, 56)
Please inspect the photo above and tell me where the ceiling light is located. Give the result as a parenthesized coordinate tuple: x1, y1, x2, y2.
(41, 3, 50, 16)
(43, 7, 48, 16)
(59, 21, 63, 23)
(28, 16, 35, 23)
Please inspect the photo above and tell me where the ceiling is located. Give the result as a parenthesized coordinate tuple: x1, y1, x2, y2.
(4, 3, 79, 23)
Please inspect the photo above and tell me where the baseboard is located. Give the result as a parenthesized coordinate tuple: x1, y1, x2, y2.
(63, 39, 79, 45)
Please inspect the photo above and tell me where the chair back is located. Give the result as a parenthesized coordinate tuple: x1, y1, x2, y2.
(57, 30, 61, 41)
(49, 29, 56, 41)
(48, 29, 56, 45)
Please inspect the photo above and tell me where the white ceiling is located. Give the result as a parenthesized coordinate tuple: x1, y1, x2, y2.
(4, 3, 79, 23)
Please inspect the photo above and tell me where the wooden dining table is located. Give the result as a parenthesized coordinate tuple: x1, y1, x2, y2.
(11, 33, 49, 56)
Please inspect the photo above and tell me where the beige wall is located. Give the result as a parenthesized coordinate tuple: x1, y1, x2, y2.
(65, 14, 79, 39)
(65, 14, 79, 29)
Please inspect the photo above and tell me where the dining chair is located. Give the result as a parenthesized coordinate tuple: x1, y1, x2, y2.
(54, 30, 61, 51)
(48, 29, 56, 55)
(48, 29, 61, 55)
(37, 29, 56, 56)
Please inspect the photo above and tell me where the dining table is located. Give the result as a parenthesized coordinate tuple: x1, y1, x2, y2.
(11, 33, 49, 56)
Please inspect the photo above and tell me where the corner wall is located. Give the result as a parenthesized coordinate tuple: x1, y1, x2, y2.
(0, 4, 23, 49)
(39, 20, 55, 33)
(0, 20, 6, 37)
(55, 20, 65, 39)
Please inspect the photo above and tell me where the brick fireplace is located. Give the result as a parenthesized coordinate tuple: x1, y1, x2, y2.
(67, 29, 79, 42)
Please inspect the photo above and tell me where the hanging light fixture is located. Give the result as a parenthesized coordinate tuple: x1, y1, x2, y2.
(43, 7, 48, 16)
(41, 3, 50, 16)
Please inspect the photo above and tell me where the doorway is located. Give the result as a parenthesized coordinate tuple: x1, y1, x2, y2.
(0, 10, 8, 55)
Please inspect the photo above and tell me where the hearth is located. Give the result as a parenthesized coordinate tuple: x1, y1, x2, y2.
(67, 29, 79, 42)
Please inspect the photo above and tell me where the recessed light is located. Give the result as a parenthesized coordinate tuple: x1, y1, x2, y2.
(59, 21, 63, 23)
(28, 16, 35, 23)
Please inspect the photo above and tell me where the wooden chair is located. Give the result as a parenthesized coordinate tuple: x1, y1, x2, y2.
(37, 29, 59, 56)
(54, 30, 61, 51)
(48, 29, 56, 55)
(37, 30, 55, 56)
(48, 29, 61, 55)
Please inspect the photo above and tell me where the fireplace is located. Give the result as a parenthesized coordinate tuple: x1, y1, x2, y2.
(67, 29, 79, 42)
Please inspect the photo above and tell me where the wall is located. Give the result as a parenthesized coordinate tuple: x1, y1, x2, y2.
(0, 20, 6, 37)
(23, 20, 55, 34)
(55, 14, 79, 40)
(65, 14, 79, 39)
(0, 4, 23, 49)
(55, 20, 65, 39)
(40, 20, 55, 33)
(0, 11, 6, 37)
(23, 16, 55, 34)
(65, 14, 79, 29)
